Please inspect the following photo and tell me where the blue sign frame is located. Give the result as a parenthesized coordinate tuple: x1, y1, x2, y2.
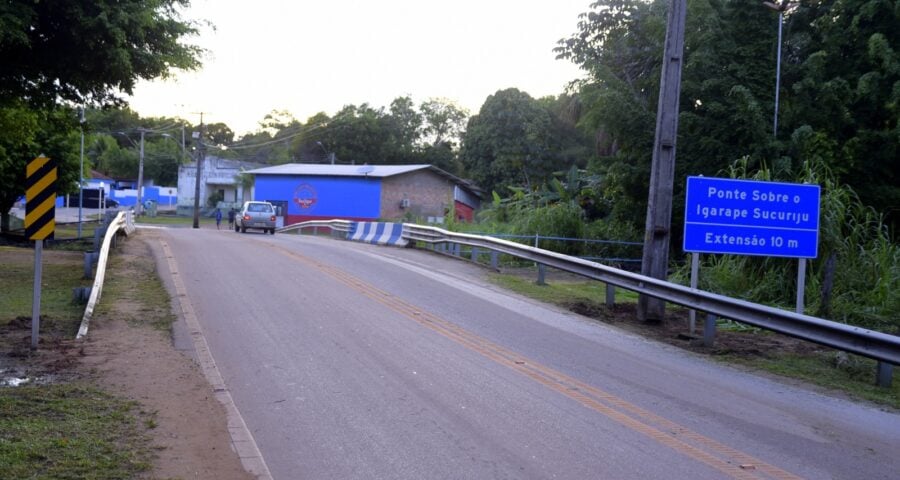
(683, 177, 820, 258)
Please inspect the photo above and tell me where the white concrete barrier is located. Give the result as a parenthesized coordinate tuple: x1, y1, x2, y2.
(347, 222, 408, 247)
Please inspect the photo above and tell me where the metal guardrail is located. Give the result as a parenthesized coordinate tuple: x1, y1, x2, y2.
(401, 224, 900, 373)
(278, 219, 352, 235)
(76, 210, 135, 339)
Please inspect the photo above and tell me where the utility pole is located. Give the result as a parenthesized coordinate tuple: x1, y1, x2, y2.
(136, 129, 146, 216)
(192, 114, 206, 229)
(638, 0, 688, 323)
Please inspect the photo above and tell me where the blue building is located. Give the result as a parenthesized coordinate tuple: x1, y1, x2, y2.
(244, 164, 481, 225)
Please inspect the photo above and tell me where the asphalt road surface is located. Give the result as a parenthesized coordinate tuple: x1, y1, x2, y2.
(155, 226, 900, 480)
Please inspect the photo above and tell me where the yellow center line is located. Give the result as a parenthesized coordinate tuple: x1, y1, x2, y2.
(272, 243, 803, 480)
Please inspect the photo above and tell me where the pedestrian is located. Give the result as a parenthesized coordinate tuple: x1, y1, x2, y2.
(215, 208, 222, 230)
(227, 207, 236, 229)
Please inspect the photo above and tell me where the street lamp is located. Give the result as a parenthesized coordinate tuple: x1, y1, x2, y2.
(316, 141, 335, 165)
(764, 0, 791, 138)
(116, 129, 180, 216)
(78, 107, 85, 238)
(99, 181, 105, 219)
(114, 131, 144, 215)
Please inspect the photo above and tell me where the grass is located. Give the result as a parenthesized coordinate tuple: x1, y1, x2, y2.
(729, 352, 900, 409)
(97, 245, 176, 332)
(0, 246, 91, 333)
(133, 213, 214, 226)
(487, 271, 900, 410)
(489, 272, 639, 306)
(0, 242, 162, 477)
(0, 383, 153, 479)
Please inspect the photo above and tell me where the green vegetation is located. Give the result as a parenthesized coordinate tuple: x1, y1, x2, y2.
(670, 160, 899, 334)
(0, 0, 203, 234)
(0, 240, 167, 477)
(729, 353, 900, 409)
(0, 246, 90, 333)
(489, 273, 638, 306)
(488, 270, 899, 408)
(99, 246, 176, 332)
(0, 383, 153, 479)
(131, 213, 213, 226)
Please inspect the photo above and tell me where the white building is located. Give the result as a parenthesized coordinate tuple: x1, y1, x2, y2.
(176, 155, 265, 215)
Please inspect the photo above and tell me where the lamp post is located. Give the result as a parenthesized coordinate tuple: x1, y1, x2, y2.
(316, 141, 335, 164)
(764, 1, 791, 138)
(98, 181, 105, 220)
(78, 108, 85, 238)
(117, 129, 180, 216)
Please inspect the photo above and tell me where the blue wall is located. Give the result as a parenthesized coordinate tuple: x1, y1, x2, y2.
(254, 175, 382, 219)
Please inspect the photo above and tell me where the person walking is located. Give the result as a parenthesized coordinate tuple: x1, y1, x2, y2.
(227, 207, 236, 229)
(215, 208, 222, 230)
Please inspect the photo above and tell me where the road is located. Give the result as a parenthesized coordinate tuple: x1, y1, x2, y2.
(155, 226, 900, 480)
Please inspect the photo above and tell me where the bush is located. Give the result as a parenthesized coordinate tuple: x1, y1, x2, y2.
(672, 160, 899, 334)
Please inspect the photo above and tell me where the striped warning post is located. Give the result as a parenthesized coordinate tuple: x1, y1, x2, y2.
(25, 155, 57, 241)
(347, 222, 408, 247)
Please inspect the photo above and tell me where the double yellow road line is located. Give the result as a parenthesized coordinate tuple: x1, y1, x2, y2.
(275, 243, 803, 480)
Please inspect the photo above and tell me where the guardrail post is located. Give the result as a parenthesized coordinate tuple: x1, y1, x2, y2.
(605, 283, 615, 307)
(876, 362, 893, 388)
(537, 264, 546, 285)
(93, 227, 103, 251)
(703, 314, 717, 347)
(83, 252, 95, 279)
(452, 243, 461, 257)
(72, 286, 91, 304)
(471, 247, 479, 262)
(490, 251, 498, 270)
(313, 226, 318, 236)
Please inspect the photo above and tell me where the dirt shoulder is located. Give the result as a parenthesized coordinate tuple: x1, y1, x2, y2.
(82, 231, 254, 480)
(0, 231, 253, 479)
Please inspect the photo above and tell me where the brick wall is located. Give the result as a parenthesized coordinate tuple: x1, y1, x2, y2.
(380, 170, 454, 220)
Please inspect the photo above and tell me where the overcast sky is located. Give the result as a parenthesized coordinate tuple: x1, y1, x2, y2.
(127, 0, 591, 136)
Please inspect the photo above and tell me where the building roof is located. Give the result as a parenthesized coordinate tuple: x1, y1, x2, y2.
(245, 163, 430, 177)
(245, 163, 482, 197)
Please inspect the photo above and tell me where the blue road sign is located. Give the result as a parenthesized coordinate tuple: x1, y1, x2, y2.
(683, 177, 820, 258)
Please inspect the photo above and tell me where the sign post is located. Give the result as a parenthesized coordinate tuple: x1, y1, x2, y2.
(25, 155, 57, 349)
(683, 176, 820, 325)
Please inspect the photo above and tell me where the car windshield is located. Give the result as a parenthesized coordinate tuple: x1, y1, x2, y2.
(248, 204, 271, 212)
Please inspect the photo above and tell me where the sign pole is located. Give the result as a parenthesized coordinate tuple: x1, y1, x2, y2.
(796, 258, 806, 314)
(25, 154, 57, 351)
(689, 252, 699, 334)
(31, 239, 43, 349)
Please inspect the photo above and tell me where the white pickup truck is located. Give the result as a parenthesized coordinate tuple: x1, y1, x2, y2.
(234, 201, 277, 234)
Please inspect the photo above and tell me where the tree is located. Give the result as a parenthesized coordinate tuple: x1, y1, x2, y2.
(0, 0, 203, 232)
(421, 98, 469, 147)
(781, 0, 900, 233)
(205, 123, 235, 146)
(0, 103, 80, 232)
(556, 0, 786, 237)
(0, 0, 202, 107)
(460, 88, 586, 195)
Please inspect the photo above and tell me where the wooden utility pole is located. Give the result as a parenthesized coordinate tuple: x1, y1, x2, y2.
(192, 114, 206, 229)
(638, 0, 688, 323)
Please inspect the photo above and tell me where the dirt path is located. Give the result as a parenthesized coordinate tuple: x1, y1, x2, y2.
(80, 232, 254, 480)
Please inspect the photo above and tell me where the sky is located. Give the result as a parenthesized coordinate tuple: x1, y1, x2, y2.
(128, 0, 592, 137)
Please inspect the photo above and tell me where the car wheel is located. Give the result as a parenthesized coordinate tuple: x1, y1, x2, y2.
(270, 228, 275, 235)
(241, 226, 246, 233)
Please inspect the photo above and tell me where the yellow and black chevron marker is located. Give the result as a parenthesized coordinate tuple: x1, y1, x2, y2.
(25, 155, 57, 241)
